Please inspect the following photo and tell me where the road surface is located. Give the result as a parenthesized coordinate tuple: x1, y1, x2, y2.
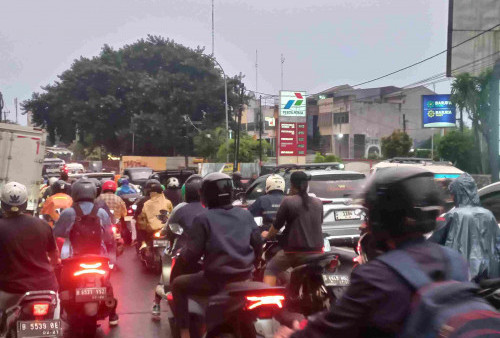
(63, 246, 173, 338)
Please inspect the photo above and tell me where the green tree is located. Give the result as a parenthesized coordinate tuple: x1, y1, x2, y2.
(314, 152, 342, 163)
(450, 70, 493, 173)
(381, 130, 412, 159)
(22, 35, 248, 158)
(193, 126, 226, 161)
(437, 129, 476, 173)
(217, 134, 270, 163)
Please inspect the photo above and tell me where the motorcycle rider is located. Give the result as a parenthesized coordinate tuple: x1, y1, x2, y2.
(164, 177, 182, 207)
(151, 175, 206, 319)
(262, 171, 324, 287)
(54, 178, 119, 326)
(41, 179, 73, 227)
(429, 173, 500, 282)
(137, 179, 173, 250)
(276, 167, 468, 338)
(0, 182, 59, 311)
(116, 178, 137, 197)
(97, 180, 127, 225)
(248, 174, 285, 230)
(232, 171, 246, 193)
(171, 172, 262, 338)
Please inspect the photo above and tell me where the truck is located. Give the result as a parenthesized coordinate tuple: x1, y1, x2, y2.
(0, 123, 47, 213)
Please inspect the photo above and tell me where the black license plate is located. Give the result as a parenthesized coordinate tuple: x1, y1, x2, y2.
(153, 240, 168, 248)
(17, 320, 62, 337)
(75, 287, 107, 302)
(322, 274, 351, 286)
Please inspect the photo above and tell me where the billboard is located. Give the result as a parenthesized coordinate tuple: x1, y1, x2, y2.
(280, 91, 306, 117)
(278, 122, 307, 156)
(422, 94, 456, 128)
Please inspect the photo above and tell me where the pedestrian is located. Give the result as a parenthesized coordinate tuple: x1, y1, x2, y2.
(429, 172, 500, 282)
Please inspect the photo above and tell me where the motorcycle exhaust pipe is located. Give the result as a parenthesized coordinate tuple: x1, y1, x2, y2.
(105, 297, 116, 309)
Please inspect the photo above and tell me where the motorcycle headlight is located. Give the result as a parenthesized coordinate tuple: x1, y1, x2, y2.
(169, 223, 184, 235)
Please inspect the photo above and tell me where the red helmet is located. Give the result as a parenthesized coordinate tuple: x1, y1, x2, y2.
(102, 180, 117, 193)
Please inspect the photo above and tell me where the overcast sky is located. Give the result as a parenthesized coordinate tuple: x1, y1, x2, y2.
(0, 0, 452, 125)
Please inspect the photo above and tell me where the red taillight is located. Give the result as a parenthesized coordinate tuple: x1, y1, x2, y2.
(33, 303, 49, 316)
(166, 292, 173, 301)
(112, 226, 117, 234)
(171, 257, 176, 271)
(436, 216, 446, 222)
(322, 200, 332, 205)
(246, 295, 285, 310)
(329, 257, 339, 270)
(74, 262, 106, 276)
(127, 208, 134, 215)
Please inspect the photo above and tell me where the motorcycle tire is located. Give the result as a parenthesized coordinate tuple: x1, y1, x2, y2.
(80, 315, 98, 338)
(168, 317, 181, 338)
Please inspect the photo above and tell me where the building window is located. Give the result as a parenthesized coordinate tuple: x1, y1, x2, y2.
(334, 112, 349, 124)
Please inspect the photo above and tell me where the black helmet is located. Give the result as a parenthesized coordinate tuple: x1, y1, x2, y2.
(184, 174, 203, 203)
(52, 180, 70, 195)
(71, 178, 97, 202)
(362, 167, 443, 239)
(201, 173, 233, 208)
(149, 173, 161, 181)
(145, 179, 163, 194)
(88, 178, 102, 197)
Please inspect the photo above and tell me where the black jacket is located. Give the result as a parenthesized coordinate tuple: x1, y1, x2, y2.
(248, 191, 284, 228)
(292, 238, 468, 337)
(179, 206, 262, 281)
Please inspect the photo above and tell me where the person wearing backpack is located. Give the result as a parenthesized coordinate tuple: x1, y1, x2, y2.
(277, 167, 500, 338)
(54, 178, 119, 326)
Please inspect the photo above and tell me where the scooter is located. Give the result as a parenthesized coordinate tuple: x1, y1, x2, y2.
(59, 255, 116, 337)
(0, 290, 61, 338)
(111, 223, 125, 257)
(138, 229, 168, 273)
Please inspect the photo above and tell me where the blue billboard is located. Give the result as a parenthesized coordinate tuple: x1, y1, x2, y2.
(422, 94, 456, 128)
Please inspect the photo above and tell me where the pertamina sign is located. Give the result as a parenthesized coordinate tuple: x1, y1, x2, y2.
(280, 91, 306, 117)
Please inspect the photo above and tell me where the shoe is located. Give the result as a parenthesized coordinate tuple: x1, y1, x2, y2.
(152, 303, 161, 319)
(109, 313, 119, 327)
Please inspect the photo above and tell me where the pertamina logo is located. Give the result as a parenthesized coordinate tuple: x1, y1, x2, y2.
(283, 92, 304, 109)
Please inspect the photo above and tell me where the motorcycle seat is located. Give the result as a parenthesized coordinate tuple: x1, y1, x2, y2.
(480, 278, 500, 289)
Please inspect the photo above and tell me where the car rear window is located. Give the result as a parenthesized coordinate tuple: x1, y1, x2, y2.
(129, 169, 153, 180)
(309, 174, 365, 199)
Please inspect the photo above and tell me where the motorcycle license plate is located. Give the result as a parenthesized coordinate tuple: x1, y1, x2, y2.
(335, 210, 360, 221)
(75, 287, 107, 302)
(322, 274, 351, 286)
(153, 239, 168, 248)
(17, 320, 62, 337)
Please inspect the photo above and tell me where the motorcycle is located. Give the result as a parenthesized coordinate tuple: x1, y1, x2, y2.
(0, 290, 61, 338)
(59, 255, 116, 337)
(111, 223, 125, 257)
(138, 229, 168, 273)
(119, 193, 140, 245)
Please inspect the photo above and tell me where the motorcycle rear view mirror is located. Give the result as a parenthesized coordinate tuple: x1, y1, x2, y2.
(254, 217, 263, 227)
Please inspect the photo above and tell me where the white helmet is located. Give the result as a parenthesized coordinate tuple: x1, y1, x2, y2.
(167, 177, 180, 189)
(48, 177, 58, 186)
(266, 174, 285, 193)
(1, 181, 28, 213)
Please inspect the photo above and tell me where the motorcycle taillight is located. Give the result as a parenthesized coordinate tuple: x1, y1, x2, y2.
(74, 262, 107, 277)
(33, 303, 50, 316)
(245, 295, 285, 319)
(127, 208, 134, 215)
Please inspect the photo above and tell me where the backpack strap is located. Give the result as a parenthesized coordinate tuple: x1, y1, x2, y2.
(441, 246, 468, 282)
(377, 250, 432, 289)
(73, 203, 84, 219)
(89, 204, 100, 218)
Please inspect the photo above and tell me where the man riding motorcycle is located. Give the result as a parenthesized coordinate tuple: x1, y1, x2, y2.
(54, 178, 119, 326)
(137, 179, 173, 250)
(277, 167, 469, 338)
(248, 174, 285, 230)
(97, 180, 127, 225)
(151, 174, 207, 319)
(0, 182, 59, 312)
(171, 172, 262, 338)
(41, 179, 73, 227)
(263, 171, 324, 287)
(116, 178, 137, 197)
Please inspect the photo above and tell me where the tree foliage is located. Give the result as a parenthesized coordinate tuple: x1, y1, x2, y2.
(217, 133, 270, 163)
(314, 152, 342, 163)
(437, 129, 476, 173)
(193, 126, 227, 161)
(381, 130, 412, 159)
(22, 35, 248, 157)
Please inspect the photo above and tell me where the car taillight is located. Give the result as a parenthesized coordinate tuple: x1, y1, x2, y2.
(329, 256, 339, 270)
(33, 303, 50, 316)
(246, 295, 285, 310)
(322, 200, 332, 204)
(74, 262, 107, 276)
(171, 257, 176, 271)
(436, 216, 446, 222)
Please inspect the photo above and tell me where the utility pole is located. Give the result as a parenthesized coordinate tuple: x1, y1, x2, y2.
(14, 98, 18, 124)
(280, 54, 285, 90)
(211, 0, 215, 55)
(259, 95, 263, 168)
(403, 114, 407, 134)
(233, 87, 244, 172)
(0, 91, 4, 122)
(255, 50, 258, 92)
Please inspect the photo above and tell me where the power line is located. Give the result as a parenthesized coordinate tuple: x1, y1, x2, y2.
(351, 22, 500, 88)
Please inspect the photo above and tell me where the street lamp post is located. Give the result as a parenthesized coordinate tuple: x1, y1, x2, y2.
(210, 57, 229, 163)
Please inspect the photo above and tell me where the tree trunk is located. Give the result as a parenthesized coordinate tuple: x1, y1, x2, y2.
(472, 121, 483, 173)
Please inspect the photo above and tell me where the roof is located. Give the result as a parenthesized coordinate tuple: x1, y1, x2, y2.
(334, 86, 401, 101)
(372, 160, 463, 175)
(308, 169, 365, 177)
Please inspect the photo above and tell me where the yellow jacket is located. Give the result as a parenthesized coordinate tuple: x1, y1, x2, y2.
(138, 192, 173, 232)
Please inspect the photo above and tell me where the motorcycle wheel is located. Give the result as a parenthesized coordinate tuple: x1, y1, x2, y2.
(80, 316, 98, 337)
(168, 317, 181, 338)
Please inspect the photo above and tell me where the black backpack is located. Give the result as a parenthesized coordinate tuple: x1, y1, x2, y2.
(378, 247, 500, 337)
(69, 204, 102, 255)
